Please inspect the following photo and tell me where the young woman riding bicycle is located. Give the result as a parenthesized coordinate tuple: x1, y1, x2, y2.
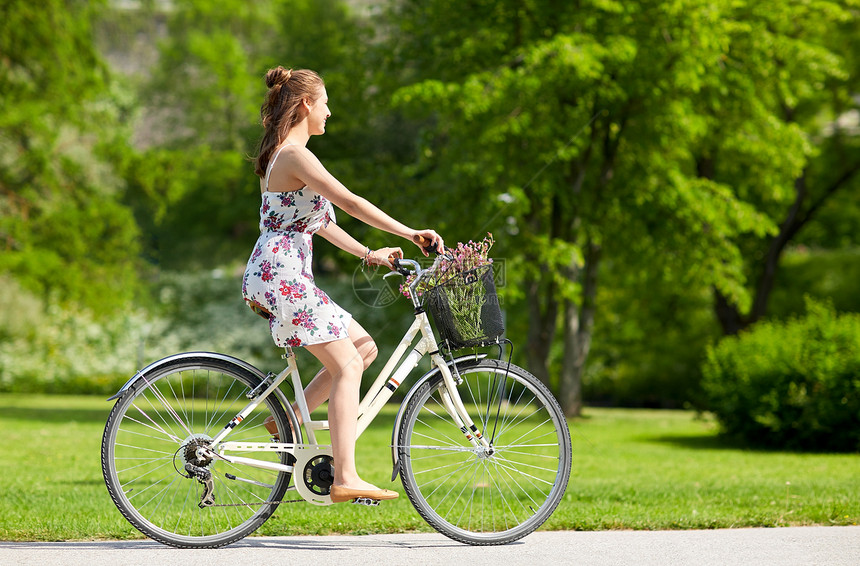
(241, 67, 445, 504)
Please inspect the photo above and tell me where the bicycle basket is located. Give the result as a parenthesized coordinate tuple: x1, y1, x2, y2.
(425, 264, 504, 350)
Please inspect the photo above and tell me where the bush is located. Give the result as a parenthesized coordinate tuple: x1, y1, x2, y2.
(0, 269, 277, 395)
(702, 299, 860, 452)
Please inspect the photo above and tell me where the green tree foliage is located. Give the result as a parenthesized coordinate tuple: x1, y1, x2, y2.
(122, 0, 378, 268)
(119, 147, 260, 268)
(142, 0, 276, 151)
(0, 0, 142, 313)
(591, 0, 860, 407)
(3, 0, 858, 415)
(388, 0, 846, 414)
(702, 0, 860, 334)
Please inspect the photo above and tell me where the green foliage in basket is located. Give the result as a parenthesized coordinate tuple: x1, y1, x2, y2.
(441, 268, 490, 343)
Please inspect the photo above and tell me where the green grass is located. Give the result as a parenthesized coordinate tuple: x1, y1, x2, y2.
(0, 394, 857, 541)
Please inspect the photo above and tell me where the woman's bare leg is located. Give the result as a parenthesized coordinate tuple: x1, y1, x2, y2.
(298, 319, 377, 416)
(304, 335, 373, 488)
(265, 320, 377, 437)
(291, 320, 395, 499)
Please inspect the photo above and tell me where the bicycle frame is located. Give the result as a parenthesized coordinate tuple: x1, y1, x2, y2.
(207, 259, 492, 489)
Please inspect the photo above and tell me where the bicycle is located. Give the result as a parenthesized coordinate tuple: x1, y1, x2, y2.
(101, 251, 572, 548)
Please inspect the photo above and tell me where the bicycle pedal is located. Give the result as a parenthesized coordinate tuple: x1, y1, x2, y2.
(352, 497, 380, 507)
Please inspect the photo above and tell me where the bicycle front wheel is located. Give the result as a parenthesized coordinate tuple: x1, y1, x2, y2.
(398, 359, 571, 545)
(101, 355, 294, 548)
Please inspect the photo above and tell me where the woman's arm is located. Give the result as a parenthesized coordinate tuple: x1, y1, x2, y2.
(316, 222, 366, 258)
(277, 146, 444, 253)
(316, 222, 403, 267)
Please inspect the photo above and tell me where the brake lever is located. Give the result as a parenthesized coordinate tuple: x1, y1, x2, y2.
(391, 258, 411, 276)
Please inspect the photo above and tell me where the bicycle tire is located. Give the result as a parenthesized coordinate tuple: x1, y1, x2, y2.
(101, 355, 294, 548)
(398, 359, 571, 545)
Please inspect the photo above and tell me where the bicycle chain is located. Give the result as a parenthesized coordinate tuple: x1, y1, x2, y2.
(203, 497, 305, 508)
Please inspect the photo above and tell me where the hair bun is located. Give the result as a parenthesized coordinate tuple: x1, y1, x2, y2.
(265, 66, 293, 89)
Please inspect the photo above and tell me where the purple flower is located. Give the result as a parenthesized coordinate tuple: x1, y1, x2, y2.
(258, 260, 275, 282)
(279, 193, 296, 207)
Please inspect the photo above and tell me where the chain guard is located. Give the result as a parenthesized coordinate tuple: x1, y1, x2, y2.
(292, 446, 335, 506)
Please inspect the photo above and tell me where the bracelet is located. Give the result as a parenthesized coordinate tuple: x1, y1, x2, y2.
(362, 246, 372, 266)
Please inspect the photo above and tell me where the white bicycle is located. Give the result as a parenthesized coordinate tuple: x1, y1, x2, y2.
(101, 253, 572, 548)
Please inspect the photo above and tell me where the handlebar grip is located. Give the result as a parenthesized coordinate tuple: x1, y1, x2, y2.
(414, 235, 440, 255)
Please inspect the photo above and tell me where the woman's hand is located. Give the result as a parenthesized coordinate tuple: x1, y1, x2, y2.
(366, 247, 403, 269)
(412, 230, 445, 256)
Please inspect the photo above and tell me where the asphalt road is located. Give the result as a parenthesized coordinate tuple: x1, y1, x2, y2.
(2, 526, 858, 566)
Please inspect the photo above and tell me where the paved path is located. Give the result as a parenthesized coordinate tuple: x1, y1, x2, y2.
(2, 526, 858, 566)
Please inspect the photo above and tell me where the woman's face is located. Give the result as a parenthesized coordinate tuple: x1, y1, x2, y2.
(307, 88, 330, 136)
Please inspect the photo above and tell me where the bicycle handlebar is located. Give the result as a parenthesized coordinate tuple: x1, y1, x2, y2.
(388, 235, 442, 276)
(392, 258, 422, 275)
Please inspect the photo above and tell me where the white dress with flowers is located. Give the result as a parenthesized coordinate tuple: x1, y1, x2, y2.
(242, 147, 351, 347)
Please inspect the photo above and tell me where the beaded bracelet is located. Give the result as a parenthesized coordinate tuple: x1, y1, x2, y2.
(362, 246, 372, 267)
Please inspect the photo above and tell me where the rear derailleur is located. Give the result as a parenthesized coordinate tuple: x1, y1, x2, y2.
(183, 462, 216, 508)
(178, 436, 216, 508)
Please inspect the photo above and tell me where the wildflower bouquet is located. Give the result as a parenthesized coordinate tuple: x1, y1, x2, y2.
(401, 233, 503, 348)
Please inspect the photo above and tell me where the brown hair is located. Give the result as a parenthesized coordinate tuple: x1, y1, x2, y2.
(254, 67, 325, 177)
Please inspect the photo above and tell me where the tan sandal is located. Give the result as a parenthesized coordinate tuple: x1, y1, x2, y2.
(330, 485, 399, 503)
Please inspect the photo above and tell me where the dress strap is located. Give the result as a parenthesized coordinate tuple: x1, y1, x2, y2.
(264, 143, 292, 191)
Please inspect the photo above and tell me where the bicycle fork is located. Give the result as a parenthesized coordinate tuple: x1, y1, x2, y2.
(432, 352, 493, 453)
(373, 315, 491, 454)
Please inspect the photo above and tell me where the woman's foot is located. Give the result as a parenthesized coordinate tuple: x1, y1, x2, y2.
(330, 483, 399, 503)
(263, 415, 298, 442)
(263, 415, 280, 440)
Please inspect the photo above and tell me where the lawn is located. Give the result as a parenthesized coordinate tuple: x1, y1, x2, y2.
(0, 394, 856, 541)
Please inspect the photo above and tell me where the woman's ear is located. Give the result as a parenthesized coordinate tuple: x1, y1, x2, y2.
(301, 97, 313, 113)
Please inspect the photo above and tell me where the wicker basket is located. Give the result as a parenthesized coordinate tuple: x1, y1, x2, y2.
(425, 264, 504, 350)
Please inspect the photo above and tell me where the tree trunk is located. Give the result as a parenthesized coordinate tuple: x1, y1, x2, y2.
(713, 164, 858, 334)
(525, 270, 557, 387)
(748, 172, 807, 324)
(713, 287, 744, 335)
(560, 240, 600, 417)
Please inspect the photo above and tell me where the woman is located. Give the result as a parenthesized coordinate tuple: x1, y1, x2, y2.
(242, 67, 444, 503)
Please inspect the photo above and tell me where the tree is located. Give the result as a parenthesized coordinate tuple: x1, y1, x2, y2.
(0, 0, 142, 313)
(385, 0, 832, 416)
(117, 0, 381, 269)
(140, 0, 278, 152)
(699, 1, 860, 334)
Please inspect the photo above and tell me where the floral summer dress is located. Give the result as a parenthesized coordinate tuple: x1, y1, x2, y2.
(242, 146, 352, 347)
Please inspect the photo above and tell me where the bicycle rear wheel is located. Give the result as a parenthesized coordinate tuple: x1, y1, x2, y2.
(101, 355, 293, 548)
(398, 359, 571, 545)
